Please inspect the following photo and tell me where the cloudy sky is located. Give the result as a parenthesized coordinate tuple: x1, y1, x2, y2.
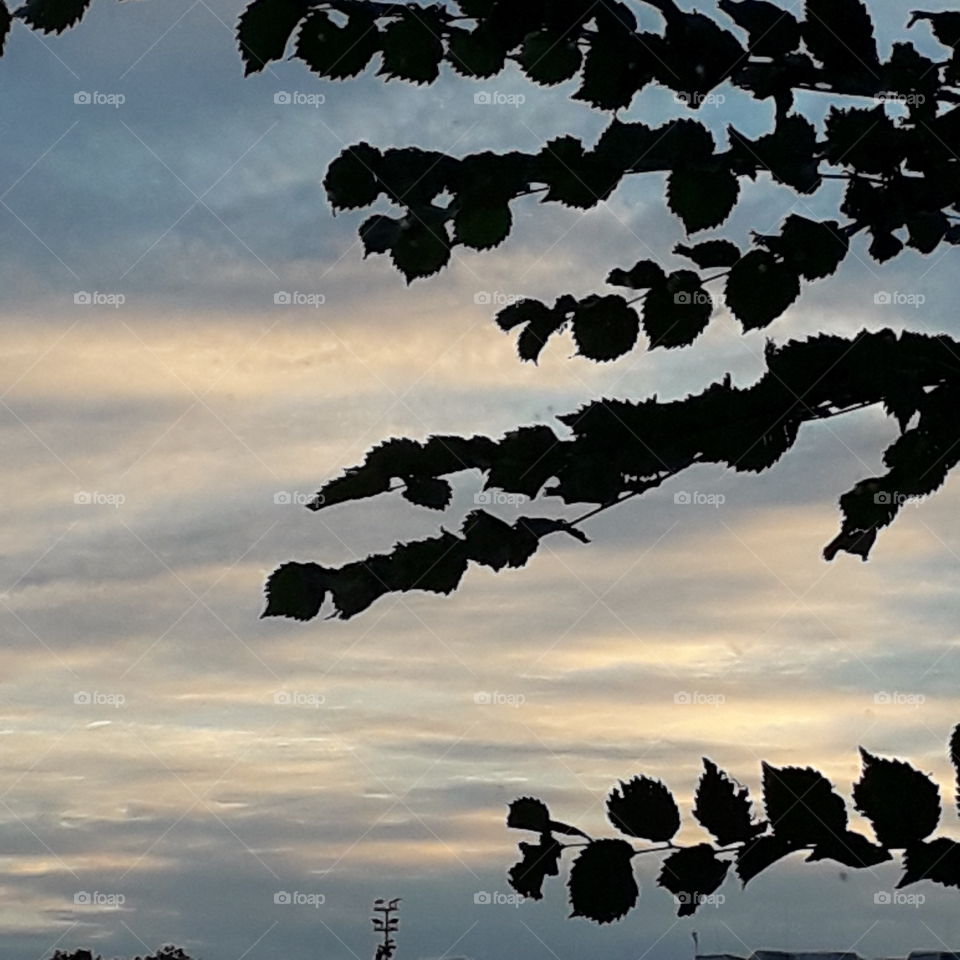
(3, 1, 960, 958)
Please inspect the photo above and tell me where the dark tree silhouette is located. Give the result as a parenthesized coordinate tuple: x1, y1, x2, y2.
(503, 724, 960, 921)
(47, 948, 195, 960)
(9, 0, 960, 617)
(371, 896, 401, 960)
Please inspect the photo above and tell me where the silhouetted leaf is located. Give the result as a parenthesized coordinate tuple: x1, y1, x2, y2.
(236, 0, 307, 75)
(726, 251, 800, 330)
(520, 29, 582, 85)
(694, 758, 765, 845)
(757, 215, 849, 280)
(324, 143, 382, 211)
(507, 797, 551, 832)
(825, 106, 902, 175)
(898, 838, 960, 889)
(658, 844, 730, 917)
(378, 8, 444, 84)
(668, 163, 740, 233)
(571, 295, 640, 362)
(762, 763, 848, 844)
(402, 477, 452, 510)
(803, 0, 880, 76)
(390, 217, 451, 282)
(806, 830, 892, 868)
(643, 271, 713, 349)
(568, 839, 638, 923)
(360, 214, 402, 256)
(853, 749, 941, 848)
(262, 561, 327, 621)
(454, 198, 512, 250)
(606, 776, 680, 841)
(607, 260, 666, 290)
(736, 834, 800, 885)
(509, 834, 563, 900)
(951, 724, 960, 816)
(674, 240, 742, 269)
(0, 2, 10, 53)
(719, 0, 801, 57)
(14, 0, 89, 34)
(295, 9, 380, 79)
(446, 24, 505, 77)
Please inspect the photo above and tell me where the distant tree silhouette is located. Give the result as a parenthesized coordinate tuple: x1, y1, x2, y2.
(371, 896, 401, 960)
(48, 948, 194, 960)
(502, 724, 960, 921)
(8, 0, 960, 617)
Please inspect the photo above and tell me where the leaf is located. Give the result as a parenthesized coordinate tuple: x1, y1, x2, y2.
(378, 9, 444, 84)
(643, 271, 713, 349)
(868, 230, 904, 264)
(401, 477, 452, 510)
(607, 260, 666, 290)
(508, 834, 563, 900)
(824, 106, 902, 175)
(658, 844, 730, 917)
(762, 763, 848, 844)
(568, 839, 638, 924)
(951, 724, 960, 817)
(674, 240, 742, 269)
(359, 214, 402, 256)
(718, 0, 801, 58)
(262, 562, 328, 621)
(295, 9, 380, 80)
(571, 295, 640, 362)
(324, 143, 382, 211)
(13, 0, 89, 34)
(446, 24, 506, 77)
(507, 797, 551, 832)
(573, 23, 654, 110)
(390, 217, 451, 282)
(236, 0, 307, 75)
(694, 758, 765, 845)
(0, 1, 10, 53)
(802, 0, 880, 76)
(519, 29, 582, 85)
(454, 198, 512, 250)
(538, 136, 622, 209)
(667, 163, 740, 233)
(725, 250, 800, 330)
(853, 748, 941, 848)
(805, 830, 892, 868)
(897, 838, 960, 890)
(736, 834, 800, 885)
(760, 215, 849, 280)
(606, 776, 680, 841)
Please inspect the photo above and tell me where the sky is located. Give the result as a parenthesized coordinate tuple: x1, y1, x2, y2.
(3, 0, 960, 958)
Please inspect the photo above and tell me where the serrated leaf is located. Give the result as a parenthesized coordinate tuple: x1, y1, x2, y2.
(295, 9, 380, 80)
(694, 758, 765, 846)
(803, 0, 880, 76)
(324, 143, 382, 211)
(508, 834, 563, 900)
(606, 776, 680, 841)
(390, 217, 451, 282)
(853, 748, 941, 848)
(897, 838, 960, 890)
(771, 215, 849, 280)
(454, 198, 512, 250)
(607, 260, 666, 290)
(236, 0, 307, 75)
(762, 763, 848, 844)
(726, 250, 800, 330)
(571, 295, 640, 362)
(674, 240, 742, 269)
(736, 834, 799, 885)
(667, 163, 740, 233)
(378, 9, 444, 84)
(14, 0, 89, 34)
(507, 797, 551, 832)
(643, 271, 713, 349)
(262, 562, 328, 621)
(805, 830, 892, 868)
(0, 1, 10, 53)
(402, 476, 452, 510)
(719, 0, 801, 58)
(568, 839, 638, 923)
(520, 29, 582, 85)
(359, 215, 402, 257)
(658, 844, 730, 917)
(446, 24, 505, 77)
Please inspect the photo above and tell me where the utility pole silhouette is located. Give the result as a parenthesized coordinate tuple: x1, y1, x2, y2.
(371, 897, 401, 960)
